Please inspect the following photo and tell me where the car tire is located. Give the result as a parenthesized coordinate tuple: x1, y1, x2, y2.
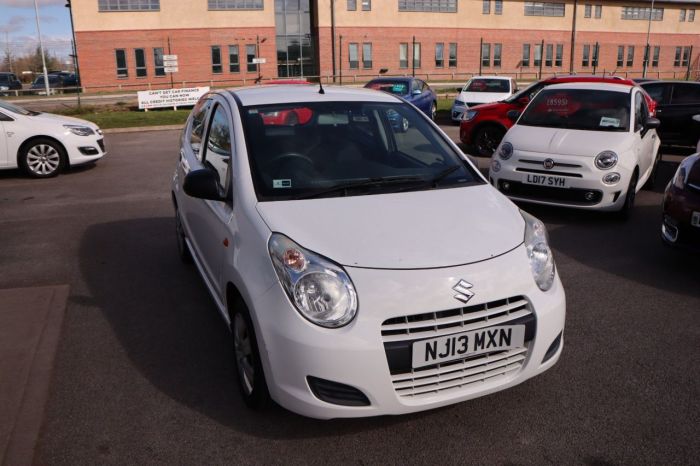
(401, 117, 409, 132)
(230, 297, 270, 409)
(642, 149, 661, 191)
(617, 170, 638, 219)
(474, 125, 506, 157)
(19, 138, 65, 178)
(430, 102, 437, 121)
(175, 208, 193, 264)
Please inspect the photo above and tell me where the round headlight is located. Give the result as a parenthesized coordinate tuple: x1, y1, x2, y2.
(499, 142, 513, 160)
(595, 151, 618, 170)
(602, 172, 621, 184)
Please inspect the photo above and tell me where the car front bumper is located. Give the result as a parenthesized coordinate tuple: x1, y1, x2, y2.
(64, 133, 107, 166)
(249, 244, 566, 419)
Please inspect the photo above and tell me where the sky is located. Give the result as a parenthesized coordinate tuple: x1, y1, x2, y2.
(0, 0, 73, 63)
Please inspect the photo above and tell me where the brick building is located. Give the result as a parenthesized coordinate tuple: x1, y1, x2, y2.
(71, 0, 700, 91)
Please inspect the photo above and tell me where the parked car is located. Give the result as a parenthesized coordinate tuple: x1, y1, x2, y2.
(662, 114, 700, 250)
(0, 72, 23, 96)
(0, 100, 105, 178)
(640, 80, 700, 149)
(459, 76, 656, 157)
(489, 82, 661, 216)
(451, 76, 517, 123)
(172, 85, 565, 419)
(364, 77, 437, 120)
(30, 74, 66, 95)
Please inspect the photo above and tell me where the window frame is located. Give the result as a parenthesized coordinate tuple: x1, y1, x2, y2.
(361, 0, 371, 11)
(399, 43, 409, 69)
(115, 49, 128, 78)
(594, 4, 602, 18)
(652, 45, 660, 68)
(413, 42, 421, 69)
(134, 48, 147, 78)
(208, 0, 263, 10)
(188, 98, 213, 161)
(435, 42, 444, 68)
(448, 43, 458, 68)
(493, 43, 502, 68)
(98, 0, 160, 12)
(201, 102, 233, 199)
(483, 0, 491, 15)
(348, 42, 359, 70)
(545, 43, 553, 67)
(495, 0, 503, 15)
(153, 47, 165, 77)
(362, 42, 373, 69)
(482, 43, 491, 68)
(229, 44, 240, 73)
(347, 0, 357, 11)
(584, 3, 591, 18)
(211, 45, 223, 74)
(246, 44, 257, 73)
(522, 44, 531, 67)
(617, 45, 624, 67)
(626, 45, 634, 67)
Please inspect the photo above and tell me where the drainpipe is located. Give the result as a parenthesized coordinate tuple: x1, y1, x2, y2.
(570, 0, 577, 74)
(330, 0, 336, 83)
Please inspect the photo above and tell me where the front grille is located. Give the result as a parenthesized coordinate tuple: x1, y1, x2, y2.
(381, 296, 535, 398)
(518, 158, 581, 168)
(465, 102, 481, 107)
(516, 168, 583, 178)
(97, 139, 105, 152)
(498, 179, 602, 205)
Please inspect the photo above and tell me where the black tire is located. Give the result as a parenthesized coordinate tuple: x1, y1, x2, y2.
(430, 102, 437, 121)
(474, 125, 506, 157)
(230, 298, 270, 409)
(642, 150, 661, 191)
(19, 138, 65, 178)
(617, 170, 638, 219)
(174, 208, 193, 264)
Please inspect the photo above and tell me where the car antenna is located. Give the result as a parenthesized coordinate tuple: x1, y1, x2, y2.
(318, 81, 325, 95)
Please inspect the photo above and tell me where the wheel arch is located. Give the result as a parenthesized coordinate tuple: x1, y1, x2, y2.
(17, 135, 70, 168)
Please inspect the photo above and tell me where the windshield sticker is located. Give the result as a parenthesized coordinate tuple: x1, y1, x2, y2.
(599, 116, 621, 127)
(273, 179, 292, 189)
(546, 97, 568, 107)
(392, 84, 407, 93)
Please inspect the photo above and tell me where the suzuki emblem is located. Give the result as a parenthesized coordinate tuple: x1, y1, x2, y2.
(453, 280, 475, 304)
(543, 158, 555, 170)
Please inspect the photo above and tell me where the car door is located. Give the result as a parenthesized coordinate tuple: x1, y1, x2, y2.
(642, 82, 672, 145)
(667, 83, 700, 147)
(0, 117, 7, 166)
(633, 91, 655, 178)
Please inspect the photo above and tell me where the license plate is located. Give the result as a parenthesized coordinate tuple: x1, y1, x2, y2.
(524, 174, 567, 188)
(411, 325, 525, 369)
(692, 212, 700, 227)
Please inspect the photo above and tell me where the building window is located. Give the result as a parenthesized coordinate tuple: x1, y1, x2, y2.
(493, 43, 502, 67)
(584, 4, 591, 18)
(545, 44, 553, 66)
(413, 42, 421, 68)
(522, 43, 530, 67)
(555, 43, 563, 66)
(246, 44, 257, 72)
(211, 46, 222, 73)
(134, 48, 147, 77)
(448, 43, 457, 67)
(362, 42, 372, 69)
(621, 6, 663, 21)
(361, 0, 371, 11)
(398, 0, 457, 13)
(115, 49, 127, 78)
(495, 0, 502, 15)
(617, 46, 624, 67)
(208, 0, 263, 9)
(582, 44, 590, 67)
(229, 45, 239, 73)
(483, 0, 490, 14)
(481, 43, 491, 67)
(399, 43, 408, 68)
(534, 43, 542, 66)
(652, 46, 660, 67)
(681, 46, 691, 66)
(689, 9, 695, 21)
(680, 8, 686, 21)
(347, 0, 356, 10)
(435, 42, 444, 68)
(349, 43, 359, 69)
(524, 2, 565, 17)
(626, 45, 634, 67)
(153, 47, 165, 76)
(98, 0, 159, 11)
(594, 4, 601, 18)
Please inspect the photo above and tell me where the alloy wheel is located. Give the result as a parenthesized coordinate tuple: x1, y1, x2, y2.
(26, 144, 60, 176)
(233, 313, 255, 396)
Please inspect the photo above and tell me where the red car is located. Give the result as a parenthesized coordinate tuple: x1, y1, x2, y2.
(459, 76, 657, 157)
(260, 80, 314, 125)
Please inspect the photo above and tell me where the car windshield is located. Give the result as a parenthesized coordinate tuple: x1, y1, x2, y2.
(0, 100, 33, 116)
(34, 76, 59, 85)
(0, 75, 10, 83)
(464, 79, 510, 93)
(366, 81, 409, 96)
(242, 101, 482, 201)
(519, 88, 631, 132)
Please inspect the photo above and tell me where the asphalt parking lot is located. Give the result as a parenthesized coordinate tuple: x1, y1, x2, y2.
(0, 127, 698, 465)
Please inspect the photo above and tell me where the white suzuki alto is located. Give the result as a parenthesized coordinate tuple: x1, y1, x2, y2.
(489, 82, 661, 215)
(172, 85, 566, 419)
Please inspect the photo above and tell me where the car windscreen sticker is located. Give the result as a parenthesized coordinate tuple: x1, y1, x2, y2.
(392, 84, 407, 94)
(273, 179, 292, 188)
(599, 116, 621, 128)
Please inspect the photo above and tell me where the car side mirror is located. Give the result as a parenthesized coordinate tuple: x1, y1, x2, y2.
(183, 168, 225, 201)
(507, 110, 521, 122)
(645, 117, 661, 129)
(692, 114, 700, 124)
(412, 89, 422, 95)
(517, 97, 530, 106)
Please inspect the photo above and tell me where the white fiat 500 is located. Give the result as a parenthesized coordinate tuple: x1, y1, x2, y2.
(0, 100, 105, 178)
(489, 82, 661, 215)
(172, 85, 566, 419)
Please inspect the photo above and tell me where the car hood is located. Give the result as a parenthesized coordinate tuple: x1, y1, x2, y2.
(459, 91, 512, 105)
(256, 185, 525, 269)
(506, 125, 634, 157)
(28, 112, 100, 130)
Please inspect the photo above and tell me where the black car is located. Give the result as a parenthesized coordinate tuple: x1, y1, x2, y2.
(0, 72, 23, 95)
(30, 74, 67, 95)
(640, 80, 700, 148)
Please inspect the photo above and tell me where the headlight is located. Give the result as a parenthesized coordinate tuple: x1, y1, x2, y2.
(602, 172, 621, 184)
(462, 110, 478, 121)
(499, 141, 513, 160)
(521, 210, 555, 292)
(268, 233, 358, 328)
(64, 125, 95, 136)
(454, 99, 465, 107)
(672, 155, 697, 189)
(595, 151, 618, 170)
(0, 86, 8, 91)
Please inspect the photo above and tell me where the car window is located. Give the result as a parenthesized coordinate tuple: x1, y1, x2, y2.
(634, 92, 648, 131)
(505, 82, 544, 103)
(366, 80, 409, 96)
(189, 98, 212, 160)
(202, 104, 232, 196)
(642, 83, 669, 105)
(0, 75, 8, 83)
(464, 79, 510, 93)
(671, 83, 700, 104)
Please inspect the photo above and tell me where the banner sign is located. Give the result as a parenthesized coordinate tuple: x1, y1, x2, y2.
(137, 86, 209, 110)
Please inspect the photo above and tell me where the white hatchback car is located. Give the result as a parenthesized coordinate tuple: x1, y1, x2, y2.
(489, 82, 661, 215)
(451, 76, 517, 122)
(0, 100, 105, 177)
(172, 85, 566, 419)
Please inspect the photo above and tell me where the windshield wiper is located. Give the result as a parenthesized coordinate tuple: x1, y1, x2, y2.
(396, 164, 462, 193)
(296, 175, 424, 200)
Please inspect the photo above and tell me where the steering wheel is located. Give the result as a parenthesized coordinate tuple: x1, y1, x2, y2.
(269, 152, 315, 168)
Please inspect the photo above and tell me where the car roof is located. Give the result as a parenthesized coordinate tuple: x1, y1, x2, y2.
(366, 77, 413, 83)
(544, 76, 634, 85)
(544, 82, 636, 93)
(227, 84, 402, 106)
(640, 80, 700, 84)
(469, 75, 511, 80)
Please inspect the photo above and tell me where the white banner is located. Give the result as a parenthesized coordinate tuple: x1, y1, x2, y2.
(163, 54, 177, 61)
(137, 86, 209, 110)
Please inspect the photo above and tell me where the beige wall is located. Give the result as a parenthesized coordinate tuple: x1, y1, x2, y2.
(72, 0, 274, 32)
